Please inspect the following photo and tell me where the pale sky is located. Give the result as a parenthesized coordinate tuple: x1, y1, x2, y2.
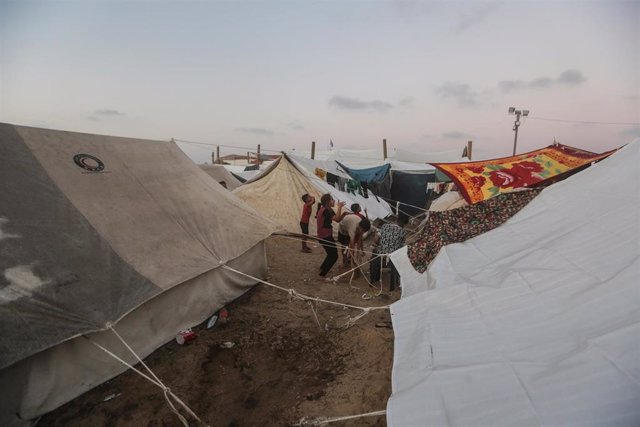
(1, 0, 638, 164)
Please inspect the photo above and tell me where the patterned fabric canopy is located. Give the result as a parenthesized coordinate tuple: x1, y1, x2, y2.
(431, 143, 615, 204)
(408, 189, 542, 273)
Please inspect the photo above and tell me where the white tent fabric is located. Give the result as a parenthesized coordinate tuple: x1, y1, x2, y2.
(0, 124, 277, 425)
(388, 160, 437, 172)
(387, 140, 640, 426)
(286, 149, 465, 172)
(286, 153, 351, 179)
(198, 164, 243, 190)
(393, 147, 465, 164)
(221, 164, 271, 182)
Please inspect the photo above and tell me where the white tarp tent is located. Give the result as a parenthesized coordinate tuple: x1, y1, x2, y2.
(198, 164, 243, 190)
(0, 123, 277, 426)
(287, 147, 465, 171)
(387, 140, 639, 426)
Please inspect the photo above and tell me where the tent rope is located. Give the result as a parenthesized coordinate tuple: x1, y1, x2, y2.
(272, 232, 380, 256)
(222, 265, 389, 313)
(83, 327, 204, 426)
(295, 409, 387, 426)
(307, 301, 323, 330)
(84, 336, 197, 426)
(377, 195, 430, 212)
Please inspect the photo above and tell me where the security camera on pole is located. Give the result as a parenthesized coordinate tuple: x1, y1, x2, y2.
(508, 107, 530, 156)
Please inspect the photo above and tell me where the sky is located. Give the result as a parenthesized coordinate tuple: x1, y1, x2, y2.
(1, 0, 638, 164)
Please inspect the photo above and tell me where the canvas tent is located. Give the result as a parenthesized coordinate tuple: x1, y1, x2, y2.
(198, 163, 243, 190)
(0, 123, 278, 426)
(387, 140, 639, 426)
(233, 154, 392, 234)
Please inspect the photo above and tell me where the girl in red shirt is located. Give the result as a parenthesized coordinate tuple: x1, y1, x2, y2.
(300, 194, 315, 253)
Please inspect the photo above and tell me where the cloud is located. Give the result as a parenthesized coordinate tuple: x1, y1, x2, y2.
(328, 96, 394, 112)
(621, 125, 640, 138)
(497, 70, 586, 93)
(435, 82, 478, 107)
(398, 97, 416, 107)
(529, 77, 554, 89)
(442, 131, 470, 139)
(454, 2, 501, 34)
(557, 69, 586, 85)
(94, 109, 126, 116)
(288, 121, 304, 130)
(498, 80, 527, 93)
(235, 127, 274, 136)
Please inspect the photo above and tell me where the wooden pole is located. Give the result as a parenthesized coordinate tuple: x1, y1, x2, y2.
(467, 140, 473, 160)
(247, 151, 250, 164)
(257, 144, 261, 165)
(216, 146, 220, 164)
(382, 138, 388, 160)
(212, 151, 215, 164)
(311, 141, 316, 159)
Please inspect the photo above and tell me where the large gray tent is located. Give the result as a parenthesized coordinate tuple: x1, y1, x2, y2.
(0, 123, 277, 425)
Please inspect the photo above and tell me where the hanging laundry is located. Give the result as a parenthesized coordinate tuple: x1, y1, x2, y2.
(326, 172, 340, 188)
(337, 177, 349, 192)
(314, 167, 327, 180)
(347, 179, 361, 196)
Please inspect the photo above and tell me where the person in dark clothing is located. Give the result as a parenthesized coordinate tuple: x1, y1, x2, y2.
(316, 193, 345, 277)
(370, 213, 409, 291)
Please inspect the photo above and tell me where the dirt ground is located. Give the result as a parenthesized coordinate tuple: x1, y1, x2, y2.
(41, 235, 401, 427)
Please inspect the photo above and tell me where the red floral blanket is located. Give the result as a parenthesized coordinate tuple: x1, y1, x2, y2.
(432, 144, 615, 204)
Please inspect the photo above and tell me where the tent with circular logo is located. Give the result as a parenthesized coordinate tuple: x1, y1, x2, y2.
(0, 123, 278, 426)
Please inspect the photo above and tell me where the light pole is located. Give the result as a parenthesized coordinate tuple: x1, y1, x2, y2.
(508, 107, 529, 156)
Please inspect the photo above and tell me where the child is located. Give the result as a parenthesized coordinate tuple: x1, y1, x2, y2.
(316, 193, 345, 277)
(300, 193, 315, 253)
(350, 203, 368, 219)
(345, 218, 371, 268)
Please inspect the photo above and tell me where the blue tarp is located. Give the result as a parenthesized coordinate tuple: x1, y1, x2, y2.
(336, 161, 391, 183)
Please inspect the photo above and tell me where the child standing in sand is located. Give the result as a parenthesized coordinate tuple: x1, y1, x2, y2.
(316, 193, 345, 277)
(300, 193, 315, 253)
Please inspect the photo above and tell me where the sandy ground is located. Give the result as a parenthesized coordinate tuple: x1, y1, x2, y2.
(41, 235, 400, 426)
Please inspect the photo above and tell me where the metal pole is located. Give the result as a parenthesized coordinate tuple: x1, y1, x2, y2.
(257, 144, 261, 165)
(216, 146, 220, 164)
(512, 111, 521, 156)
(382, 138, 388, 160)
(311, 141, 316, 159)
(467, 140, 473, 160)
